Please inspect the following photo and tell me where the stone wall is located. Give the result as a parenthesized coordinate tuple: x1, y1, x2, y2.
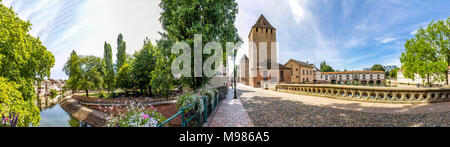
(277, 84, 450, 103)
(59, 98, 109, 127)
(72, 95, 174, 104)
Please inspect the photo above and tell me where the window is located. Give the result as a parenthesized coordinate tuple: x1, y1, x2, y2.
(256, 28, 258, 32)
(303, 70, 305, 75)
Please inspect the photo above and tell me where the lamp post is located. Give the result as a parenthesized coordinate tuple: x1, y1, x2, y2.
(233, 49, 237, 99)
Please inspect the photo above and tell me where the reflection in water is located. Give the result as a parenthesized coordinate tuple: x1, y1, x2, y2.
(36, 95, 90, 127)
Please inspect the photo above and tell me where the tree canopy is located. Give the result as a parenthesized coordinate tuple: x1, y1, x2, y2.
(371, 64, 385, 71)
(320, 61, 335, 72)
(1, 2, 55, 126)
(116, 61, 134, 95)
(79, 56, 104, 97)
(400, 18, 449, 85)
(103, 42, 114, 92)
(116, 33, 127, 74)
(131, 38, 157, 96)
(63, 50, 81, 92)
(159, 0, 241, 90)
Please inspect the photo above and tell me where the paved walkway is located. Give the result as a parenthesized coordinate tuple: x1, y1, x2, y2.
(238, 84, 450, 114)
(206, 88, 254, 127)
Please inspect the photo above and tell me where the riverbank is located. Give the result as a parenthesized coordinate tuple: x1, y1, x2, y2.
(59, 98, 109, 127)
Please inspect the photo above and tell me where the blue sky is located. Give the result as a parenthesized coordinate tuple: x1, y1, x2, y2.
(2, 0, 450, 79)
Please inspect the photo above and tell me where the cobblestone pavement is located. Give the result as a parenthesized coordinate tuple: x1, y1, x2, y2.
(238, 85, 450, 127)
(207, 88, 254, 127)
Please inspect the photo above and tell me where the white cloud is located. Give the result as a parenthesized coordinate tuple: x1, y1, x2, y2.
(288, 0, 309, 24)
(4, 0, 164, 79)
(380, 37, 398, 43)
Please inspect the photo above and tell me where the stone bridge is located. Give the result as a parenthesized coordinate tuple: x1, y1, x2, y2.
(276, 84, 450, 103)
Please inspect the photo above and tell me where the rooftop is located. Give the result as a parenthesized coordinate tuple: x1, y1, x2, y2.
(322, 71, 385, 74)
(252, 14, 275, 29)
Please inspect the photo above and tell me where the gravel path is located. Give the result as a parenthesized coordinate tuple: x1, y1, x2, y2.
(238, 89, 450, 127)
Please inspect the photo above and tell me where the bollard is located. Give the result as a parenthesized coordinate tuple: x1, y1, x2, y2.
(203, 96, 208, 123)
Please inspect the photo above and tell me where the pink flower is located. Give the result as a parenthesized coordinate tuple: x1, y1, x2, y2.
(150, 105, 154, 110)
(142, 114, 149, 119)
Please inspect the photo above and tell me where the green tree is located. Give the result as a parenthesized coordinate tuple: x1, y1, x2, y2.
(423, 18, 450, 85)
(0, 2, 55, 126)
(78, 56, 104, 97)
(115, 62, 134, 96)
(63, 50, 81, 93)
(0, 77, 40, 127)
(390, 68, 399, 79)
(131, 38, 157, 96)
(320, 61, 335, 72)
(116, 33, 127, 73)
(103, 42, 115, 93)
(159, 0, 241, 90)
(401, 26, 447, 86)
(371, 64, 385, 71)
(151, 48, 174, 98)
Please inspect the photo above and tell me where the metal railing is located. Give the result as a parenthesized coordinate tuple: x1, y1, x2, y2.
(157, 93, 221, 127)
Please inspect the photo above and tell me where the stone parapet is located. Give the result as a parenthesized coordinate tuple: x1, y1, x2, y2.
(276, 84, 450, 103)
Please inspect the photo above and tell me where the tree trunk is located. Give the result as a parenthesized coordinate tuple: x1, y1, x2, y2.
(85, 89, 89, 97)
(149, 86, 152, 97)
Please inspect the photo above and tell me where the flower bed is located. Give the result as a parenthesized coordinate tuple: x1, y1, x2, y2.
(105, 102, 167, 127)
(1, 113, 19, 127)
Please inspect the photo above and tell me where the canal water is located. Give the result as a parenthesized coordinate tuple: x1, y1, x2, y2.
(36, 95, 89, 127)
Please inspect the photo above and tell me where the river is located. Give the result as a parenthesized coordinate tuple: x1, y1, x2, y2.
(36, 95, 90, 127)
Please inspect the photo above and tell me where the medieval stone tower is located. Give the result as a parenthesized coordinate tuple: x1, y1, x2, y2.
(248, 14, 278, 88)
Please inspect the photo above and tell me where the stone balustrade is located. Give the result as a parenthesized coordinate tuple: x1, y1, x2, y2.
(276, 84, 450, 103)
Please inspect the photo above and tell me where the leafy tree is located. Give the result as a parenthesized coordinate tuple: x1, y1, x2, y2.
(0, 77, 40, 127)
(390, 68, 399, 79)
(423, 18, 450, 85)
(116, 33, 127, 73)
(0, 2, 55, 126)
(63, 50, 81, 93)
(159, 0, 241, 90)
(131, 38, 157, 96)
(371, 64, 385, 71)
(400, 18, 449, 86)
(78, 56, 104, 97)
(320, 61, 335, 72)
(103, 42, 115, 93)
(151, 46, 174, 98)
(115, 62, 134, 96)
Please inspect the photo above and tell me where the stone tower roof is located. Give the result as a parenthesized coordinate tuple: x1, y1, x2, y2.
(252, 15, 275, 29)
(240, 55, 249, 62)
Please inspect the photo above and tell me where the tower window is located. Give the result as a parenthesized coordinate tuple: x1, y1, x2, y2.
(256, 28, 258, 32)
(266, 28, 268, 33)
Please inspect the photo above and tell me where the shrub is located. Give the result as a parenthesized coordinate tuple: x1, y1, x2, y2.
(105, 102, 166, 127)
(98, 92, 107, 99)
(176, 91, 204, 116)
(49, 89, 58, 99)
(199, 88, 218, 106)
